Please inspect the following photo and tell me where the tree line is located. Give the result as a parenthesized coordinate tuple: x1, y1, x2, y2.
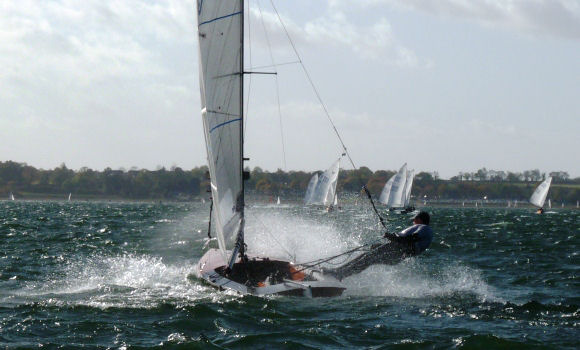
(1, 161, 578, 203)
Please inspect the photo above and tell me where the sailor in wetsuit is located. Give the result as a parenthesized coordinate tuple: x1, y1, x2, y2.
(326, 211, 433, 280)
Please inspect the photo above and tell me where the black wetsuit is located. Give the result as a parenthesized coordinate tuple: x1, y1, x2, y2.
(326, 224, 433, 280)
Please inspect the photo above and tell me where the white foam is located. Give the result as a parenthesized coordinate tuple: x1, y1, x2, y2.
(343, 259, 499, 301)
(21, 254, 226, 308)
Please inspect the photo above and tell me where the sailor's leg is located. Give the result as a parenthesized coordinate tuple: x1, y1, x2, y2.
(326, 243, 406, 280)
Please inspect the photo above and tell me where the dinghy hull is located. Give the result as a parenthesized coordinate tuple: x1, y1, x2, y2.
(197, 249, 345, 297)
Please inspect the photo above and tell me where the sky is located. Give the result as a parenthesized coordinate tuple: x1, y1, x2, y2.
(1, 0, 579, 179)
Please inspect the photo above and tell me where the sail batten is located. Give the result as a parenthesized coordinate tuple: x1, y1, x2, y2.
(199, 11, 243, 27)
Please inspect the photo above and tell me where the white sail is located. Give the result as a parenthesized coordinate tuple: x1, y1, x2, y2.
(68, 193, 72, 201)
(379, 163, 407, 208)
(529, 177, 552, 208)
(379, 175, 395, 204)
(276, 196, 280, 205)
(197, 1, 244, 263)
(304, 173, 319, 204)
(307, 159, 340, 206)
(402, 169, 414, 207)
(10, 192, 15, 201)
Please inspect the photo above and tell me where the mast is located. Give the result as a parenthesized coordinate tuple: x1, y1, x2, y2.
(228, 0, 246, 270)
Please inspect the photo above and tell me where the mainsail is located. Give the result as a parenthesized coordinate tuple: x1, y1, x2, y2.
(305, 159, 340, 206)
(197, 1, 244, 266)
(529, 177, 552, 208)
(379, 163, 407, 208)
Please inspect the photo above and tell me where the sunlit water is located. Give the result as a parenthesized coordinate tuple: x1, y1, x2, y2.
(1, 200, 578, 348)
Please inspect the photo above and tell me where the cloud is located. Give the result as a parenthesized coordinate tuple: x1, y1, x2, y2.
(0, 0, 199, 170)
(248, 3, 425, 67)
(354, 0, 580, 40)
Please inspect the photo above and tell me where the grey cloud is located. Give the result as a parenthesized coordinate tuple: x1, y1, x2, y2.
(373, 0, 580, 40)
(248, 5, 424, 67)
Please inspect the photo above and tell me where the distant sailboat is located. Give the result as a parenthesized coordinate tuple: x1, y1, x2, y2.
(529, 177, 552, 214)
(68, 193, 72, 201)
(401, 169, 415, 212)
(379, 163, 407, 210)
(304, 158, 341, 210)
(9, 192, 15, 201)
(304, 173, 319, 205)
(276, 196, 281, 205)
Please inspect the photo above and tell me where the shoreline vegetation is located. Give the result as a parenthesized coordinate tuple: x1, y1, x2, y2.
(1, 161, 578, 205)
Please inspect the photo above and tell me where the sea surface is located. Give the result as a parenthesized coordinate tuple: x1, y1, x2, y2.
(1, 199, 578, 349)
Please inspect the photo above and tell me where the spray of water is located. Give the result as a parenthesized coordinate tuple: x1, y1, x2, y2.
(343, 258, 498, 301)
(244, 209, 361, 264)
(17, 253, 227, 308)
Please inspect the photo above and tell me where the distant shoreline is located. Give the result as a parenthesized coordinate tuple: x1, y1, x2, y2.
(3, 194, 578, 210)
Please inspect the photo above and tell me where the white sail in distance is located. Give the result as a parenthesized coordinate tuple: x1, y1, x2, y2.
(304, 173, 319, 204)
(197, 1, 244, 264)
(379, 163, 407, 208)
(529, 177, 552, 208)
(403, 169, 415, 207)
(306, 159, 341, 206)
(379, 175, 395, 204)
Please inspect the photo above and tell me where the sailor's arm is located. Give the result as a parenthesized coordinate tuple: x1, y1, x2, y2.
(383, 231, 416, 243)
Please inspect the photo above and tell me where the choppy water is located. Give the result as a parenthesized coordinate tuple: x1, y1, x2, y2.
(1, 200, 578, 349)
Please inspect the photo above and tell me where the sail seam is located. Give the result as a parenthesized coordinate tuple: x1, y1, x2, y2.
(199, 11, 242, 27)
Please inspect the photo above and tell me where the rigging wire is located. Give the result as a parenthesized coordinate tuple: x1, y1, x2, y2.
(257, 0, 287, 170)
(249, 60, 302, 71)
(294, 234, 388, 272)
(267, 0, 387, 229)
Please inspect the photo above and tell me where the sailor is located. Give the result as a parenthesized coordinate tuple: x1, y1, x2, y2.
(536, 207, 544, 214)
(326, 211, 433, 280)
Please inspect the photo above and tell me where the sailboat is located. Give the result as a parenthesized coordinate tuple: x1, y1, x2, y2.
(9, 192, 15, 201)
(68, 193, 72, 201)
(529, 177, 552, 214)
(401, 169, 415, 213)
(276, 196, 281, 205)
(304, 158, 341, 211)
(379, 163, 407, 211)
(195, 2, 345, 297)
